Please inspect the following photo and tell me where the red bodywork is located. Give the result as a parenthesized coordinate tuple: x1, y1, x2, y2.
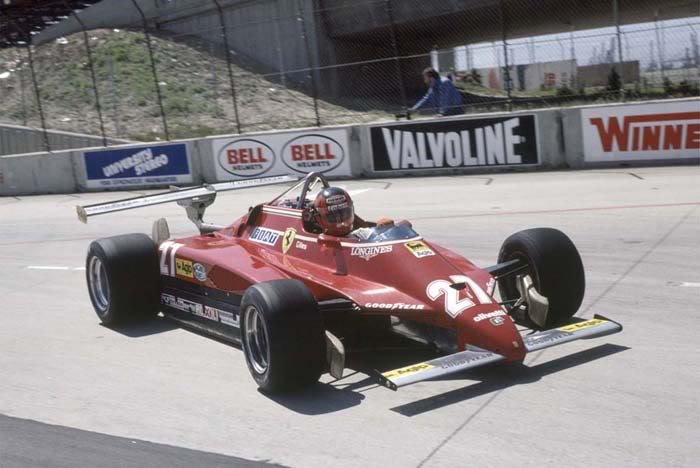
(160, 204, 526, 362)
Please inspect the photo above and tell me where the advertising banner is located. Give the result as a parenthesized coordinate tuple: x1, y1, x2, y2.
(370, 114, 539, 172)
(212, 129, 351, 181)
(83, 143, 191, 189)
(581, 100, 700, 162)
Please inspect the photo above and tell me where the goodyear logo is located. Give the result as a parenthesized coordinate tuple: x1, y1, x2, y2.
(175, 258, 193, 278)
(558, 318, 607, 333)
(404, 240, 435, 258)
(383, 362, 434, 379)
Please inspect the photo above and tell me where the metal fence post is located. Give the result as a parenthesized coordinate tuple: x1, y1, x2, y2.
(65, 0, 108, 146)
(499, 0, 512, 110)
(386, 0, 408, 112)
(18, 63, 28, 126)
(613, 0, 625, 101)
(212, 0, 242, 133)
(128, 0, 170, 140)
(107, 57, 122, 137)
(26, 43, 50, 152)
(4, 15, 50, 150)
(296, 0, 321, 127)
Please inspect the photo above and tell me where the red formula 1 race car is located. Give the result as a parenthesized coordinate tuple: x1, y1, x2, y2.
(78, 173, 621, 393)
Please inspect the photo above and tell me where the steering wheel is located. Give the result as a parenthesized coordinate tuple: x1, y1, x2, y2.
(296, 172, 330, 209)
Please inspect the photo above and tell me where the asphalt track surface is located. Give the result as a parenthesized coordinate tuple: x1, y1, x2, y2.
(1, 166, 699, 468)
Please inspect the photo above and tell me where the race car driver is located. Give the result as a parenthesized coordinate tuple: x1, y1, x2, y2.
(309, 187, 397, 240)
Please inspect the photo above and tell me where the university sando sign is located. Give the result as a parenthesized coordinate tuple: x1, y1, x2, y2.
(581, 101, 700, 162)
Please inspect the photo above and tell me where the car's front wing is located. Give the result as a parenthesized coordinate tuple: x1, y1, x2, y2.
(375, 315, 622, 390)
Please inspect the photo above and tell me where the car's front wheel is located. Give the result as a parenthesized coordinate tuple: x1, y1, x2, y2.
(497, 228, 585, 329)
(240, 279, 326, 393)
(86, 234, 160, 325)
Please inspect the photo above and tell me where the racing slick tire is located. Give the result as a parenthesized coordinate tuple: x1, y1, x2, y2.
(240, 279, 326, 393)
(85, 234, 160, 326)
(497, 228, 585, 329)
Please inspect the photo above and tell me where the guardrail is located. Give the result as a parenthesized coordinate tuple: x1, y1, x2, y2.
(1, 98, 698, 196)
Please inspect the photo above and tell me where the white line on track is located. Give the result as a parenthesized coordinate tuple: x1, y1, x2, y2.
(27, 266, 85, 271)
(346, 188, 372, 196)
(680, 282, 700, 287)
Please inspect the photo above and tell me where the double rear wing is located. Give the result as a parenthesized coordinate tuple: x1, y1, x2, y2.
(76, 175, 298, 227)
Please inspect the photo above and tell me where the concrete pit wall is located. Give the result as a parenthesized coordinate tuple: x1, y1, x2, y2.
(1, 98, 698, 197)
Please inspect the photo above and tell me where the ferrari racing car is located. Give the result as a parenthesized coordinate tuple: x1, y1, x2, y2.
(77, 173, 622, 393)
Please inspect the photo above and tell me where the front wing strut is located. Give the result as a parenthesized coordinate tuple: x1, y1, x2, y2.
(376, 314, 622, 390)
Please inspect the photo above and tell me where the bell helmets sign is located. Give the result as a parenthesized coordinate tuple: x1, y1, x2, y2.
(581, 100, 700, 162)
(213, 129, 350, 181)
(281, 134, 345, 173)
(217, 139, 275, 177)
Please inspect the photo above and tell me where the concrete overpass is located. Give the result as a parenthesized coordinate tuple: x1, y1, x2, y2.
(34, 0, 699, 100)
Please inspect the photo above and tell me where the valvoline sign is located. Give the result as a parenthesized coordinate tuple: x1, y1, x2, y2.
(83, 143, 191, 188)
(211, 129, 351, 181)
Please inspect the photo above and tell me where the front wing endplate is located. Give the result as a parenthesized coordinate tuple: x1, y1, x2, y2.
(376, 314, 622, 390)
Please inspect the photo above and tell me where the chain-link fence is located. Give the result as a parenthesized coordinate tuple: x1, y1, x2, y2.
(0, 0, 698, 149)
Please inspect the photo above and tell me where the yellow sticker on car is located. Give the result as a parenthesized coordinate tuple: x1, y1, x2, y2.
(282, 228, 296, 254)
(382, 362, 435, 379)
(404, 240, 435, 258)
(558, 318, 607, 333)
(175, 258, 194, 278)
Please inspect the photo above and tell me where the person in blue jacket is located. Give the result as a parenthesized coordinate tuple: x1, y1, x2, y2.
(411, 68, 465, 116)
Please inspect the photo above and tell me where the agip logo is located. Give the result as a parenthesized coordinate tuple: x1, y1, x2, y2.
(281, 134, 345, 174)
(217, 139, 275, 177)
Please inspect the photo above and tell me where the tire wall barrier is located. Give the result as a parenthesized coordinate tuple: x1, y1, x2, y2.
(1, 98, 698, 196)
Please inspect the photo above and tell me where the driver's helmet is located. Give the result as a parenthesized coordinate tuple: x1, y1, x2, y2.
(313, 187, 354, 236)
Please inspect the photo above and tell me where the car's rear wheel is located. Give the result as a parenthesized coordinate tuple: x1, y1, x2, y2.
(240, 279, 326, 393)
(86, 234, 160, 325)
(497, 228, 585, 329)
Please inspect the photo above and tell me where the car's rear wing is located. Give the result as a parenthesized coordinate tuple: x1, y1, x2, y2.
(76, 175, 298, 231)
(376, 314, 622, 390)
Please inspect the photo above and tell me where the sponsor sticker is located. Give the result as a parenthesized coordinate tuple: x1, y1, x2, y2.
(364, 302, 425, 310)
(282, 228, 296, 254)
(175, 258, 193, 278)
(473, 310, 507, 322)
(351, 245, 392, 261)
(281, 134, 345, 174)
(490, 316, 505, 326)
(383, 362, 434, 379)
(193, 263, 207, 282)
(295, 241, 308, 251)
(217, 139, 275, 177)
(218, 310, 240, 327)
(161, 293, 202, 315)
(199, 305, 220, 322)
(249, 227, 280, 246)
(404, 240, 435, 258)
(558, 318, 607, 333)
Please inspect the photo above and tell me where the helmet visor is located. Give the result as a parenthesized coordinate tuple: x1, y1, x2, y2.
(325, 203, 353, 224)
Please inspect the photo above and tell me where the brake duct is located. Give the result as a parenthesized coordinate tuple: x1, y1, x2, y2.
(515, 274, 549, 329)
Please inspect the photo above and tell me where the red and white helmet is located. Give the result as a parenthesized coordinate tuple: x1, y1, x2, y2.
(312, 187, 354, 236)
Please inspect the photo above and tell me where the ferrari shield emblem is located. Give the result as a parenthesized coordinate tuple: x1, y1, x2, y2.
(282, 228, 296, 254)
